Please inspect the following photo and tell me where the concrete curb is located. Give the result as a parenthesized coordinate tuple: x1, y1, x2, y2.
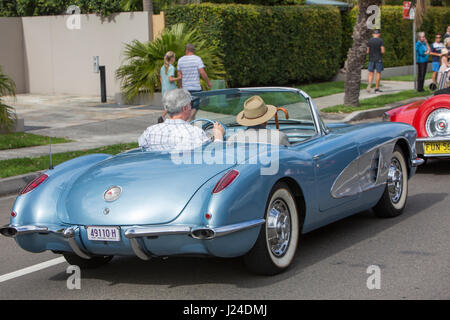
(0, 171, 42, 197)
(321, 96, 429, 123)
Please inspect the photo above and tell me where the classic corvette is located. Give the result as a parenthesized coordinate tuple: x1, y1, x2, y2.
(0, 87, 424, 275)
(384, 77, 450, 160)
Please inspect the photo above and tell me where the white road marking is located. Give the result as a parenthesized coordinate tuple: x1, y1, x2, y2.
(0, 257, 66, 283)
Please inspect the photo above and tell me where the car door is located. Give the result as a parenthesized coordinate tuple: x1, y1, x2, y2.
(306, 133, 360, 212)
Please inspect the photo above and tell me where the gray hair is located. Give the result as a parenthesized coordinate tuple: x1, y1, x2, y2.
(162, 88, 191, 116)
(186, 43, 195, 53)
(417, 31, 425, 38)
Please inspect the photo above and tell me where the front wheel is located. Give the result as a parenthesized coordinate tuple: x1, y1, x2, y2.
(373, 146, 408, 218)
(63, 253, 113, 269)
(244, 182, 300, 275)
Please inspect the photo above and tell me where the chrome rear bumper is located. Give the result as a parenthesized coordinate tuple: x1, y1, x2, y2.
(0, 219, 265, 261)
(123, 219, 265, 260)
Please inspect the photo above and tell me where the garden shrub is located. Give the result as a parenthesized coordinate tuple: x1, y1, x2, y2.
(166, 3, 342, 87)
(349, 5, 450, 68)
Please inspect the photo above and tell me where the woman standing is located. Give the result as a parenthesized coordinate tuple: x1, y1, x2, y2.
(437, 48, 449, 89)
(158, 51, 180, 123)
(416, 32, 430, 92)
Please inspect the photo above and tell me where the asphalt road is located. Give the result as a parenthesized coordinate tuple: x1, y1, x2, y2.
(0, 160, 449, 300)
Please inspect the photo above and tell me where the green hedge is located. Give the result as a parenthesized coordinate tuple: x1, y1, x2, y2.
(201, 0, 306, 5)
(166, 4, 342, 87)
(348, 6, 450, 68)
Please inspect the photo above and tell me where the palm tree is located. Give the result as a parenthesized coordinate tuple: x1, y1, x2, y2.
(116, 23, 226, 103)
(0, 66, 17, 132)
(142, 0, 154, 13)
(413, 0, 429, 30)
(343, 0, 382, 106)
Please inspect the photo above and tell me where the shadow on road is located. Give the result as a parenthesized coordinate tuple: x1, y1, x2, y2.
(46, 189, 446, 291)
(416, 159, 450, 175)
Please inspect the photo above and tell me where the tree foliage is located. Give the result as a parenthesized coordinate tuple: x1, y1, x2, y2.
(0, 66, 17, 132)
(115, 23, 225, 102)
(166, 4, 342, 87)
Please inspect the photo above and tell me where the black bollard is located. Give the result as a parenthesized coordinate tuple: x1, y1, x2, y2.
(99, 65, 107, 103)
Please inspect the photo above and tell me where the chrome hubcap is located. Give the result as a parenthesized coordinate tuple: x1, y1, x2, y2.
(387, 158, 403, 204)
(267, 199, 291, 257)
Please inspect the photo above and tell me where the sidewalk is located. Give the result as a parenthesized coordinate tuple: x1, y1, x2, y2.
(0, 95, 163, 160)
(314, 80, 430, 111)
(0, 95, 231, 160)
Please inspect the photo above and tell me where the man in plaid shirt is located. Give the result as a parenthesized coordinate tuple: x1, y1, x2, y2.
(138, 89, 224, 152)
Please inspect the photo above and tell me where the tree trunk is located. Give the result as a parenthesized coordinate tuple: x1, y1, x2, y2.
(344, 0, 382, 106)
(142, 0, 153, 13)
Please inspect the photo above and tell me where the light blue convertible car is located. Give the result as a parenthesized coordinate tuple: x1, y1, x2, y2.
(0, 88, 423, 275)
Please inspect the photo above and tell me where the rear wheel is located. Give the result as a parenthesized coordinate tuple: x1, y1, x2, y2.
(244, 182, 300, 275)
(63, 253, 113, 269)
(373, 147, 408, 218)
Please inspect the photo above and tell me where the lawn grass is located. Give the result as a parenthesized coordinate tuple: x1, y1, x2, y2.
(321, 89, 431, 113)
(383, 72, 433, 82)
(296, 81, 369, 98)
(0, 142, 138, 178)
(0, 132, 71, 150)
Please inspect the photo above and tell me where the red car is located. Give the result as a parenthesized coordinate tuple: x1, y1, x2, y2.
(384, 88, 450, 160)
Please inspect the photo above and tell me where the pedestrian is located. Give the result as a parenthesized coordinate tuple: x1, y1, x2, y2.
(444, 26, 450, 41)
(430, 34, 444, 89)
(366, 30, 385, 93)
(436, 48, 449, 89)
(445, 37, 450, 51)
(158, 51, 180, 123)
(416, 32, 430, 92)
(177, 43, 212, 121)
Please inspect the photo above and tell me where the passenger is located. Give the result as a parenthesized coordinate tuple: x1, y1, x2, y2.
(227, 95, 290, 146)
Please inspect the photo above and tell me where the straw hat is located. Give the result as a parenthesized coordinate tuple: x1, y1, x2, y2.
(236, 96, 277, 126)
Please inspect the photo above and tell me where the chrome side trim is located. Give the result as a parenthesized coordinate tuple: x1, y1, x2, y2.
(63, 227, 91, 260)
(213, 219, 265, 237)
(331, 139, 397, 199)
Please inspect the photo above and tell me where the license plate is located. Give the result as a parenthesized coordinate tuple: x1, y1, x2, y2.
(86, 226, 121, 241)
(424, 141, 450, 155)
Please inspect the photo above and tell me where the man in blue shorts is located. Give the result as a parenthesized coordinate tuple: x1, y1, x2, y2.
(366, 30, 385, 93)
(430, 33, 444, 89)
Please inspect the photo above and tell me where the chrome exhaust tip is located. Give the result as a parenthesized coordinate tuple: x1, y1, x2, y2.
(190, 228, 215, 240)
(0, 226, 17, 237)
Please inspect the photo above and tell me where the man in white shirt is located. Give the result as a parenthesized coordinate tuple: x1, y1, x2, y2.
(177, 43, 212, 121)
(138, 89, 224, 152)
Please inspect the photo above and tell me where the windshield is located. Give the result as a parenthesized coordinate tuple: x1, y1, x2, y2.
(192, 88, 319, 143)
(193, 88, 316, 124)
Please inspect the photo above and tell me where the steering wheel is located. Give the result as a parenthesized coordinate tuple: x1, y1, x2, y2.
(190, 118, 228, 139)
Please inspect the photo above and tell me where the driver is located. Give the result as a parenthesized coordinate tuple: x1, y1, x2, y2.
(138, 88, 224, 151)
(227, 95, 290, 146)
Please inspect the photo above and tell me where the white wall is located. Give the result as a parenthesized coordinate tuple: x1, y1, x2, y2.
(20, 12, 151, 97)
(0, 17, 26, 93)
